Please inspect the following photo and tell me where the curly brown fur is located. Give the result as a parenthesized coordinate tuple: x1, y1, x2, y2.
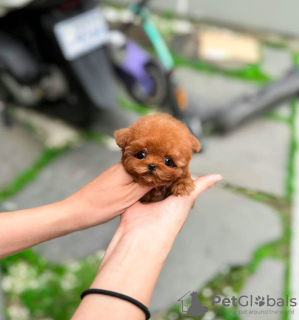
(115, 114, 200, 202)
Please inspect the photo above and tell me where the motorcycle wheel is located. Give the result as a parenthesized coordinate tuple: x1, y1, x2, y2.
(129, 61, 168, 107)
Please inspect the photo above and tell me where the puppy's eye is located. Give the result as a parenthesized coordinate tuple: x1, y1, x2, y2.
(136, 151, 146, 159)
(165, 158, 174, 167)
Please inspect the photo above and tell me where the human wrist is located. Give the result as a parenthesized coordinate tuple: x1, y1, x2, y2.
(121, 225, 174, 258)
(48, 200, 81, 235)
(57, 197, 90, 232)
(62, 193, 106, 231)
(92, 226, 173, 306)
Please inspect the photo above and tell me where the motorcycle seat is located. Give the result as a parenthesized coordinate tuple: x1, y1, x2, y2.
(0, 32, 40, 85)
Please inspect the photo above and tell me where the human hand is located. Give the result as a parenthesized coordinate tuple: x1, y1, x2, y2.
(101, 174, 222, 263)
(87, 174, 222, 312)
(73, 174, 221, 320)
(120, 174, 222, 243)
(64, 163, 151, 230)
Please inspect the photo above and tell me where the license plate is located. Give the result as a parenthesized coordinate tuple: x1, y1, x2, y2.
(54, 8, 109, 61)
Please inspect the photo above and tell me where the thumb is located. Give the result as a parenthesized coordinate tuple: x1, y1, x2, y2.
(191, 174, 222, 202)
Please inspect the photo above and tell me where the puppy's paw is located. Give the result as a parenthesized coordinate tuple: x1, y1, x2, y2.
(141, 186, 169, 203)
(171, 179, 195, 196)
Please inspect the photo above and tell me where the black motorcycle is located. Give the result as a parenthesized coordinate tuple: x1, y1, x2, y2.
(0, 0, 117, 127)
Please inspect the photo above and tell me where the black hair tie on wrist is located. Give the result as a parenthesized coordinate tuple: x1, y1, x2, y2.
(81, 289, 151, 319)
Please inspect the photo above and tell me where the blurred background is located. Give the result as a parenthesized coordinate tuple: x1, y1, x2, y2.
(0, 0, 297, 319)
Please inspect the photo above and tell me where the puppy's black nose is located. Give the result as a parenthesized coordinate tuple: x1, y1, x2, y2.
(148, 164, 156, 172)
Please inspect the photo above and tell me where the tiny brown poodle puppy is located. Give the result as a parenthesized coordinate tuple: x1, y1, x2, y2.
(115, 114, 200, 202)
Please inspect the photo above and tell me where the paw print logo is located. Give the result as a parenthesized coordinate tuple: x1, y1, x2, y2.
(255, 296, 265, 307)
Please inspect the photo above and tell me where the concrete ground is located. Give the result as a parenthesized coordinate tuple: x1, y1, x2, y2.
(0, 43, 295, 320)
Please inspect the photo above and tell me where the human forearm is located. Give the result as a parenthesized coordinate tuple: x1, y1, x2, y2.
(95, 228, 173, 304)
(0, 200, 76, 259)
(0, 163, 150, 259)
(72, 226, 174, 320)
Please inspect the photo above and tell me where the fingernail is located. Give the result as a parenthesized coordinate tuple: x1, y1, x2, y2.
(212, 174, 222, 182)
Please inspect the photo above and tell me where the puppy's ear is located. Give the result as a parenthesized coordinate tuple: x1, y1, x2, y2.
(114, 128, 131, 149)
(191, 135, 201, 153)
